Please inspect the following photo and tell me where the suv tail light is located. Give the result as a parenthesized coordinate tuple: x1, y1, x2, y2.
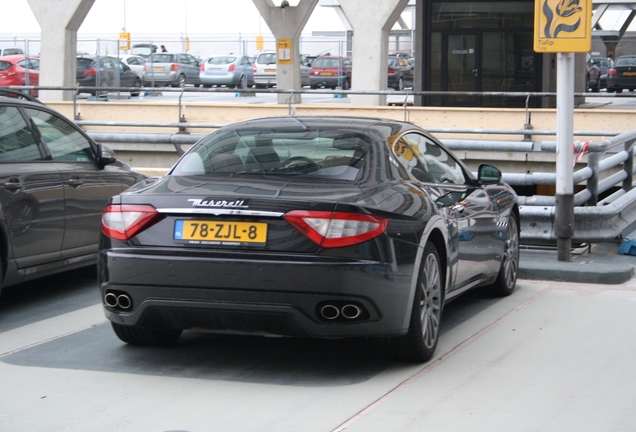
(283, 210, 387, 248)
(170, 63, 179, 71)
(84, 68, 98, 76)
(102, 204, 164, 241)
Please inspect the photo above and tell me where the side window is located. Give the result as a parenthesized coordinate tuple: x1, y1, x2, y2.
(25, 108, 96, 162)
(0, 106, 44, 162)
(392, 135, 433, 182)
(101, 57, 115, 69)
(393, 132, 467, 184)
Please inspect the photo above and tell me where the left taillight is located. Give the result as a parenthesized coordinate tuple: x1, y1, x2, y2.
(283, 210, 388, 248)
(102, 204, 164, 241)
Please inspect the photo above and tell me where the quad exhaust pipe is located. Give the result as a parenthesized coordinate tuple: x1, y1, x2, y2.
(104, 292, 132, 310)
(320, 303, 362, 320)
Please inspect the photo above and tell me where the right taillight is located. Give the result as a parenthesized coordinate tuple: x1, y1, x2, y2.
(283, 210, 387, 248)
(102, 204, 164, 241)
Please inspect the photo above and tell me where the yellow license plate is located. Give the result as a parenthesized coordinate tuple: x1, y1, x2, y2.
(321, 71, 333, 76)
(624, 72, 636, 76)
(265, 68, 276, 73)
(174, 220, 267, 246)
(153, 66, 164, 71)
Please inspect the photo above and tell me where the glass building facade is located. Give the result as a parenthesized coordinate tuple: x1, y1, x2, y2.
(417, 0, 540, 107)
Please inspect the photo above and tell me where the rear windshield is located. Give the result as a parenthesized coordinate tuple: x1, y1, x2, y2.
(257, 53, 277, 64)
(0, 61, 11, 71)
(208, 56, 236, 65)
(151, 54, 176, 63)
(171, 128, 370, 181)
(314, 58, 341, 68)
(76, 58, 94, 69)
(615, 57, 636, 67)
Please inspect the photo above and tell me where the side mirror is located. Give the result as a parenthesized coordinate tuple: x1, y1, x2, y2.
(478, 164, 501, 184)
(97, 143, 116, 165)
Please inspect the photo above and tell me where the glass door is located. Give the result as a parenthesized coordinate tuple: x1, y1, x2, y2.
(430, 32, 481, 106)
(447, 33, 480, 106)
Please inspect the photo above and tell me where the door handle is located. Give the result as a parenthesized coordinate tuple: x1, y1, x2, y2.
(4, 181, 23, 191)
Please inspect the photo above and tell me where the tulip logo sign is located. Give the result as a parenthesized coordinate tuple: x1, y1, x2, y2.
(534, 0, 591, 52)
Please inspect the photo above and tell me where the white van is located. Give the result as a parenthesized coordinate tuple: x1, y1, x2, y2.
(0, 47, 25, 56)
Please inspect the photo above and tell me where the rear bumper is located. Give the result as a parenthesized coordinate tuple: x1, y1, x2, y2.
(608, 76, 636, 89)
(310, 76, 347, 88)
(99, 249, 414, 338)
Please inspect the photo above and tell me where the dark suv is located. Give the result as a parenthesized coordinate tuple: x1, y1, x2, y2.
(0, 91, 146, 293)
(76, 54, 141, 96)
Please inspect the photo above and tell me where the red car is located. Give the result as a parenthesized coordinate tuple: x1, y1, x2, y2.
(0, 55, 40, 96)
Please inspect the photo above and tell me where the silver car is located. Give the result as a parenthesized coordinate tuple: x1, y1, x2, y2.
(253, 51, 311, 88)
(143, 53, 202, 87)
(199, 55, 254, 88)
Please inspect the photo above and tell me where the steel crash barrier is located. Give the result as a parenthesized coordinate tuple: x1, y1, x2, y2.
(5, 85, 636, 245)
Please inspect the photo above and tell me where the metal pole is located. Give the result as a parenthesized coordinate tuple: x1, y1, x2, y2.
(555, 52, 575, 261)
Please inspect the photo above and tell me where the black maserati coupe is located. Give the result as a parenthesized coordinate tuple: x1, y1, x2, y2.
(98, 116, 519, 362)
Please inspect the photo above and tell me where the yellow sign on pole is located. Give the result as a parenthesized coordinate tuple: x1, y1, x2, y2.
(256, 35, 264, 51)
(119, 32, 131, 51)
(534, 0, 592, 52)
(277, 38, 292, 65)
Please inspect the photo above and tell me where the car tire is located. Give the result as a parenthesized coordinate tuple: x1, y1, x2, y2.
(487, 211, 520, 297)
(130, 78, 141, 97)
(342, 79, 351, 90)
(389, 242, 443, 363)
(398, 77, 404, 91)
(616, 88, 623, 94)
(236, 76, 245, 89)
(592, 80, 600, 93)
(111, 322, 182, 346)
(173, 74, 186, 88)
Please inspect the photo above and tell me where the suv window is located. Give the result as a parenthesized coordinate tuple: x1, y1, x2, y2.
(0, 106, 43, 162)
(26, 108, 96, 162)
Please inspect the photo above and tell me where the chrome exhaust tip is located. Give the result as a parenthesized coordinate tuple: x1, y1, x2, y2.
(341, 304, 362, 320)
(320, 304, 340, 320)
(117, 294, 132, 310)
(104, 292, 119, 308)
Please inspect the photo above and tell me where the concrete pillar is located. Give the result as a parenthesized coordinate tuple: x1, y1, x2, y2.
(27, 0, 95, 101)
(339, 0, 409, 106)
(253, 0, 318, 104)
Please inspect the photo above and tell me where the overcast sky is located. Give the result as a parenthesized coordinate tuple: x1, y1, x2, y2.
(6, 0, 346, 36)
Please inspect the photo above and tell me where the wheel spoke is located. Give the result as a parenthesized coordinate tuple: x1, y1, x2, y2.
(420, 252, 442, 349)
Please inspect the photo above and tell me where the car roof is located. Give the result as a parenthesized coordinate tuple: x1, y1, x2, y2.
(0, 55, 30, 61)
(0, 91, 44, 105)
